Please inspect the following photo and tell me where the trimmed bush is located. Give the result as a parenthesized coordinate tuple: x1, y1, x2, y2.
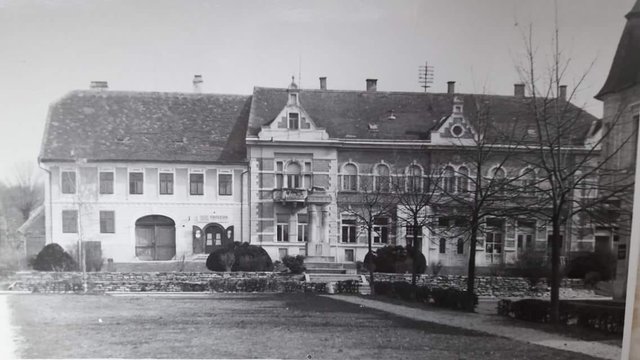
(206, 242, 273, 272)
(430, 288, 477, 310)
(374, 245, 426, 274)
(282, 255, 306, 274)
(32, 243, 78, 271)
(513, 251, 549, 288)
(372, 281, 477, 311)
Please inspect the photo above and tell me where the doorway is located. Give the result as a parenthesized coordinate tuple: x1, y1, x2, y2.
(135, 215, 176, 261)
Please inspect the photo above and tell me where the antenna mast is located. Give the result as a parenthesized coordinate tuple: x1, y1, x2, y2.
(418, 61, 434, 92)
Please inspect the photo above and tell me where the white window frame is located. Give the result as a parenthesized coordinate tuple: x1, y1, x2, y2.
(98, 168, 115, 195)
(128, 168, 144, 195)
(218, 170, 233, 196)
(158, 168, 174, 195)
(60, 169, 77, 195)
(189, 168, 205, 196)
(288, 112, 300, 130)
(341, 163, 358, 191)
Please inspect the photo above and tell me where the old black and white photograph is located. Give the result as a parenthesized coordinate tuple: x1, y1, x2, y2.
(1, 0, 640, 359)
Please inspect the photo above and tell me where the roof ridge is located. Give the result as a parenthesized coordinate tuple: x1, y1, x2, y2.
(67, 89, 251, 98)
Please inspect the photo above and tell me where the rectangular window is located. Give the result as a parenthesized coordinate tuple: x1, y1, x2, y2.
(190, 173, 204, 195)
(287, 174, 301, 188)
(276, 214, 289, 242)
(345, 249, 355, 262)
(129, 172, 144, 194)
(219, 174, 232, 195)
(406, 225, 422, 247)
(341, 219, 357, 243)
(373, 217, 389, 244)
(297, 214, 308, 242)
(99, 211, 115, 233)
(288, 112, 299, 129)
(618, 244, 627, 260)
(62, 210, 78, 233)
(439, 238, 446, 254)
(457, 238, 464, 254)
(159, 173, 174, 195)
(61, 171, 76, 194)
(99, 172, 114, 194)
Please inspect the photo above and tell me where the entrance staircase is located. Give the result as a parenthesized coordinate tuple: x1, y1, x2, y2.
(303, 256, 357, 274)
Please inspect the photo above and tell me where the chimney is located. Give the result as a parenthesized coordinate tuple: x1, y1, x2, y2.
(447, 81, 455, 94)
(514, 83, 525, 98)
(366, 79, 377, 92)
(319, 77, 327, 90)
(193, 74, 203, 93)
(559, 85, 567, 100)
(89, 81, 108, 90)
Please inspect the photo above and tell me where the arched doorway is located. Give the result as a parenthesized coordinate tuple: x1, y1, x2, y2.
(202, 223, 233, 253)
(135, 215, 176, 260)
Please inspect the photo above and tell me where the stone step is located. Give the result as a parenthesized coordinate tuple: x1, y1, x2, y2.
(305, 261, 356, 270)
(305, 268, 347, 274)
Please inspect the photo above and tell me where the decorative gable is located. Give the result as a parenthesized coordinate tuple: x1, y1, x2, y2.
(257, 78, 329, 141)
(430, 96, 476, 145)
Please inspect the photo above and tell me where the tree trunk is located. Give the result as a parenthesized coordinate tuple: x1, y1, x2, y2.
(411, 216, 419, 286)
(549, 217, 562, 323)
(466, 215, 479, 312)
(368, 226, 375, 295)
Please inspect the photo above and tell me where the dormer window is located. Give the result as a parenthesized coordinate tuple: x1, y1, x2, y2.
(454, 105, 462, 113)
(289, 93, 298, 104)
(288, 112, 299, 129)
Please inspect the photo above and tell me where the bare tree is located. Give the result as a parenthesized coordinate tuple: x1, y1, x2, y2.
(4, 161, 43, 222)
(392, 166, 442, 286)
(515, 25, 635, 323)
(435, 97, 528, 311)
(338, 176, 397, 294)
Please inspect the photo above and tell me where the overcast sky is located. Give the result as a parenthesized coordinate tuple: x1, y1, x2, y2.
(0, 0, 635, 183)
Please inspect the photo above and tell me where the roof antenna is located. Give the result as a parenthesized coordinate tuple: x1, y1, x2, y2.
(418, 61, 434, 92)
(298, 53, 302, 89)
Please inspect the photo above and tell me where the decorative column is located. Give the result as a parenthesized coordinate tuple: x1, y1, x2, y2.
(307, 205, 318, 255)
(321, 206, 330, 244)
(288, 212, 297, 243)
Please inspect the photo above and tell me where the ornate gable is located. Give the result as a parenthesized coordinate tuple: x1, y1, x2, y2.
(430, 96, 476, 145)
(257, 78, 329, 141)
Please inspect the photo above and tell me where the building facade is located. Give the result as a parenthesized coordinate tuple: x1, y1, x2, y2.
(39, 77, 600, 271)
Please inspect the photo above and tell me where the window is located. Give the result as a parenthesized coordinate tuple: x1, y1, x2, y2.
(486, 232, 503, 263)
(457, 167, 469, 193)
(297, 214, 308, 242)
(618, 244, 627, 260)
(286, 162, 302, 189)
(345, 249, 355, 262)
(407, 165, 422, 192)
(159, 173, 174, 195)
(288, 112, 299, 129)
(451, 124, 464, 137)
(457, 238, 464, 254)
(190, 173, 204, 195)
(342, 164, 357, 191)
(62, 210, 78, 233)
(517, 234, 534, 250)
(439, 238, 446, 254)
(219, 173, 232, 195)
(341, 219, 357, 243)
(276, 161, 284, 188)
(491, 167, 506, 193)
(99, 172, 114, 194)
(373, 217, 389, 244)
(276, 214, 289, 242)
(406, 225, 422, 248)
(443, 166, 455, 193)
(521, 168, 536, 194)
(61, 171, 76, 194)
(100, 211, 115, 233)
(129, 172, 144, 194)
(289, 93, 298, 104)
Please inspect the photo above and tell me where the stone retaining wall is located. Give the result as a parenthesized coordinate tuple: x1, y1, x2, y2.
(1, 271, 585, 297)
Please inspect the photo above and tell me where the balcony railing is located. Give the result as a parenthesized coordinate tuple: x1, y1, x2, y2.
(272, 188, 307, 203)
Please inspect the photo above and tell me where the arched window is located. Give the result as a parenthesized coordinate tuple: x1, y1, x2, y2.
(342, 163, 358, 191)
(374, 164, 390, 192)
(457, 166, 469, 193)
(492, 167, 506, 179)
(439, 238, 447, 254)
(407, 165, 422, 192)
(286, 162, 302, 189)
(443, 166, 455, 193)
(491, 167, 507, 194)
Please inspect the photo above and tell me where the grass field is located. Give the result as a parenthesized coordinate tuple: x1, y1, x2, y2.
(5, 293, 601, 359)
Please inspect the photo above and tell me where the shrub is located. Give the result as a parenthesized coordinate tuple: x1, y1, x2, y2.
(206, 242, 273, 272)
(282, 255, 306, 274)
(431, 261, 443, 276)
(513, 251, 549, 288)
(567, 251, 616, 281)
(363, 251, 376, 272)
(430, 288, 477, 310)
(373, 281, 476, 311)
(335, 280, 360, 294)
(32, 243, 78, 271)
(374, 245, 426, 274)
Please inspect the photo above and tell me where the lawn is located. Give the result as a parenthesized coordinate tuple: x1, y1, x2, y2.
(6, 293, 601, 359)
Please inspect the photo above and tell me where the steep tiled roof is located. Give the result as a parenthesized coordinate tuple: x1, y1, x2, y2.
(40, 90, 251, 163)
(248, 87, 597, 144)
(596, 0, 640, 99)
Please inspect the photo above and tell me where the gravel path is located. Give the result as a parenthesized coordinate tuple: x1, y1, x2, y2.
(328, 295, 621, 360)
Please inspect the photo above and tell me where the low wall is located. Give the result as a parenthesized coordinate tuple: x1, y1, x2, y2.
(2, 271, 585, 297)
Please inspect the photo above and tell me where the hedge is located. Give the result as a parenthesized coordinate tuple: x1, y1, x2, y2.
(373, 281, 477, 311)
(497, 298, 625, 334)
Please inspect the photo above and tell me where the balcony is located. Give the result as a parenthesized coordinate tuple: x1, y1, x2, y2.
(272, 187, 332, 207)
(273, 188, 307, 206)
